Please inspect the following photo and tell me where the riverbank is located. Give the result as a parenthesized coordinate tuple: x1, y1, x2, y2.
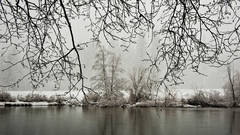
(0, 90, 239, 108)
(0, 100, 237, 108)
(0, 101, 224, 108)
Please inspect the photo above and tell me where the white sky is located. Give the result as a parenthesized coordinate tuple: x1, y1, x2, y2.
(1, 1, 240, 91)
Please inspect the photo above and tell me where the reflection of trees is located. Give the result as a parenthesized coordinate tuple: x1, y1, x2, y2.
(82, 108, 126, 135)
(229, 110, 240, 135)
(98, 109, 111, 135)
(128, 109, 142, 135)
(81, 108, 108, 135)
(82, 108, 160, 135)
(128, 108, 157, 135)
(98, 109, 127, 135)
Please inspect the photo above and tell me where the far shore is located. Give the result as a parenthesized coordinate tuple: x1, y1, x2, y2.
(1, 90, 239, 108)
(0, 100, 239, 108)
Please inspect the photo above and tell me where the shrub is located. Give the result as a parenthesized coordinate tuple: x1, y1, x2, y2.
(98, 92, 127, 107)
(99, 91, 127, 107)
(47, 96, 56, 102)
(82, 91, 127, 107)
(181, 98, 188, 104)
(18, 94, 48, 102)
(208, 91, 225, 104)
(163, 90, 177, 106)
(82, 92, 101, 104)
(128, 89, 151, 104)
(0, 91, 16, 102)
(17, 94, 66, 104)
(187, 90, 229, 107)
(187, 90, 209, 107)
(87, 92, 100, 102)
(136, 92, 152, 102)
(55, 96, 66, 104)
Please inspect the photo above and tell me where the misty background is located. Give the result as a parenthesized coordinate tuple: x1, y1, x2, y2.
(0, 17, 239, 91)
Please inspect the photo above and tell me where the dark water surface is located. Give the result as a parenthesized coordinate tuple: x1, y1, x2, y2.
(0, 107, 240, 135)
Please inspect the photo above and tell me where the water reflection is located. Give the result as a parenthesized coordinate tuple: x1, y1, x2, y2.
(230, 110, 240, 135)
(0, 107, 239, 135)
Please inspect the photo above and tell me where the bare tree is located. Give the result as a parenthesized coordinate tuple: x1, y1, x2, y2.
(128, 67, 149, 104)
(227, 66, 236, 106)
(91, 47, 125, 96)
(234, 72, 240, 103)
(1, 0, 240, 97)
(224, 65, 240, 106)
(91, 46, 111, 94)
(108, 54, 125, 93)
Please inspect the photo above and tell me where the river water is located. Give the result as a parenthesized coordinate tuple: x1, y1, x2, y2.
(0, 107, 239, 135)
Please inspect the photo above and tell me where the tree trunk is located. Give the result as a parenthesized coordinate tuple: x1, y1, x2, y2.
(129, 89, 136, 104)
(227, 67, 237, 107)
(110, 62, 114, 93)
(102, 50, 108, 96)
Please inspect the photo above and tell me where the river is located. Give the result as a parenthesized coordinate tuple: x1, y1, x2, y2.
(0, 107, 239, 135)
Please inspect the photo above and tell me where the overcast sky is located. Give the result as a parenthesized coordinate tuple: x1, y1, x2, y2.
(1, 1, 240, 91)
(70, 19, 239, 90)
(1, 27, 237, 91)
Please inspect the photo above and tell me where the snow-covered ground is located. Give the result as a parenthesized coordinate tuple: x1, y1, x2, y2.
(0, 89, 226, 107)
(8, 90, 85, 101)
(174, 88, 225, 99)
(4, 88, 225, 101)
(0, 90, 86, 106)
